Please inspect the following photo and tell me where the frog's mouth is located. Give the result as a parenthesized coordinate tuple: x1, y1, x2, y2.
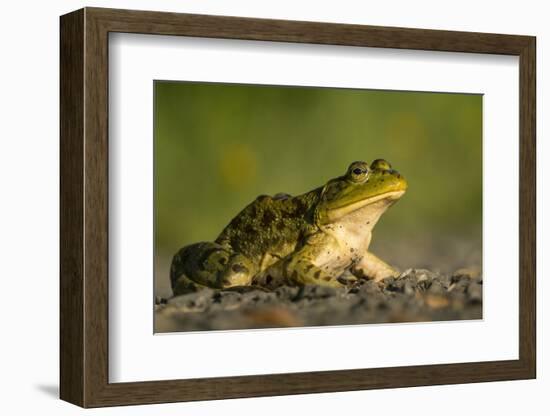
(325, 190, 405, 221)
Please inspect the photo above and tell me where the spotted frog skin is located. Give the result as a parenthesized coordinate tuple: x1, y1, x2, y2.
(171, 160, 407, 295)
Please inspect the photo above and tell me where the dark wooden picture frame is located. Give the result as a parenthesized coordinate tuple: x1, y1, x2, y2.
(60, 7, 536, 408)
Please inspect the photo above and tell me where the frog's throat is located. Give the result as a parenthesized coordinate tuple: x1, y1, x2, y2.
(325, 190, 405, 221)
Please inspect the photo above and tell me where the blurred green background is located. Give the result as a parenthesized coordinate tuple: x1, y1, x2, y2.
(154, 81, 482, 295)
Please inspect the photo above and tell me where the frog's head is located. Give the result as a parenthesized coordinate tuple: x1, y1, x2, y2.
(316, 159, 407, 226)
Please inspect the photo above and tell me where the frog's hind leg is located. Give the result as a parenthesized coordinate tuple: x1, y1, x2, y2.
(170, 242, 255, 295)
(351, 251, 400, 282)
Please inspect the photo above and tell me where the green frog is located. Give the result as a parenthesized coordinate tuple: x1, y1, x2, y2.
(170, 159, 407, 295)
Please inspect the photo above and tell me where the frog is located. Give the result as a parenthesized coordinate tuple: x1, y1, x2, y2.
(170, 159, 407, 295)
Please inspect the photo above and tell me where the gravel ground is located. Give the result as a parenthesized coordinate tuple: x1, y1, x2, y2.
(155, 267, 482, 333)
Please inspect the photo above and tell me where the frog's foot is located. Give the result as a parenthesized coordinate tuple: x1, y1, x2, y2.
(170, 242, 255, 295)
(170, 273, 212, 295)
(222, 284, 272, 293)
(351, 251, 400, 282)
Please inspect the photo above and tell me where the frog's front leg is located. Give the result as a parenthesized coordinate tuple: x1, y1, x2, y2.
(351, 251, 400, 282)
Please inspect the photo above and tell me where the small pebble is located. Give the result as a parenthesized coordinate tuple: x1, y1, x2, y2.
(157, 267, 482, 332)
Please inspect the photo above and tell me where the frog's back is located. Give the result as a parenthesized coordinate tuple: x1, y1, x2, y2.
(215, 191, 320, 260)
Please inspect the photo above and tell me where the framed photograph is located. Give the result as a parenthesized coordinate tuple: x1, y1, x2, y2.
(60, 7, 536, 407)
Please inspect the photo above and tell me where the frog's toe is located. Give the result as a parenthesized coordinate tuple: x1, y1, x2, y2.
(222, 285, 272, 293)
(220, 268, 251, 287)
(218, 255, 255, 288)
(172, 274, 211, 295)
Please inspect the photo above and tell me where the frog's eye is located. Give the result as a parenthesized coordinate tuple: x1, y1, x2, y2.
(347, 161, 370, 182)
(349, 166, 369, 182)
